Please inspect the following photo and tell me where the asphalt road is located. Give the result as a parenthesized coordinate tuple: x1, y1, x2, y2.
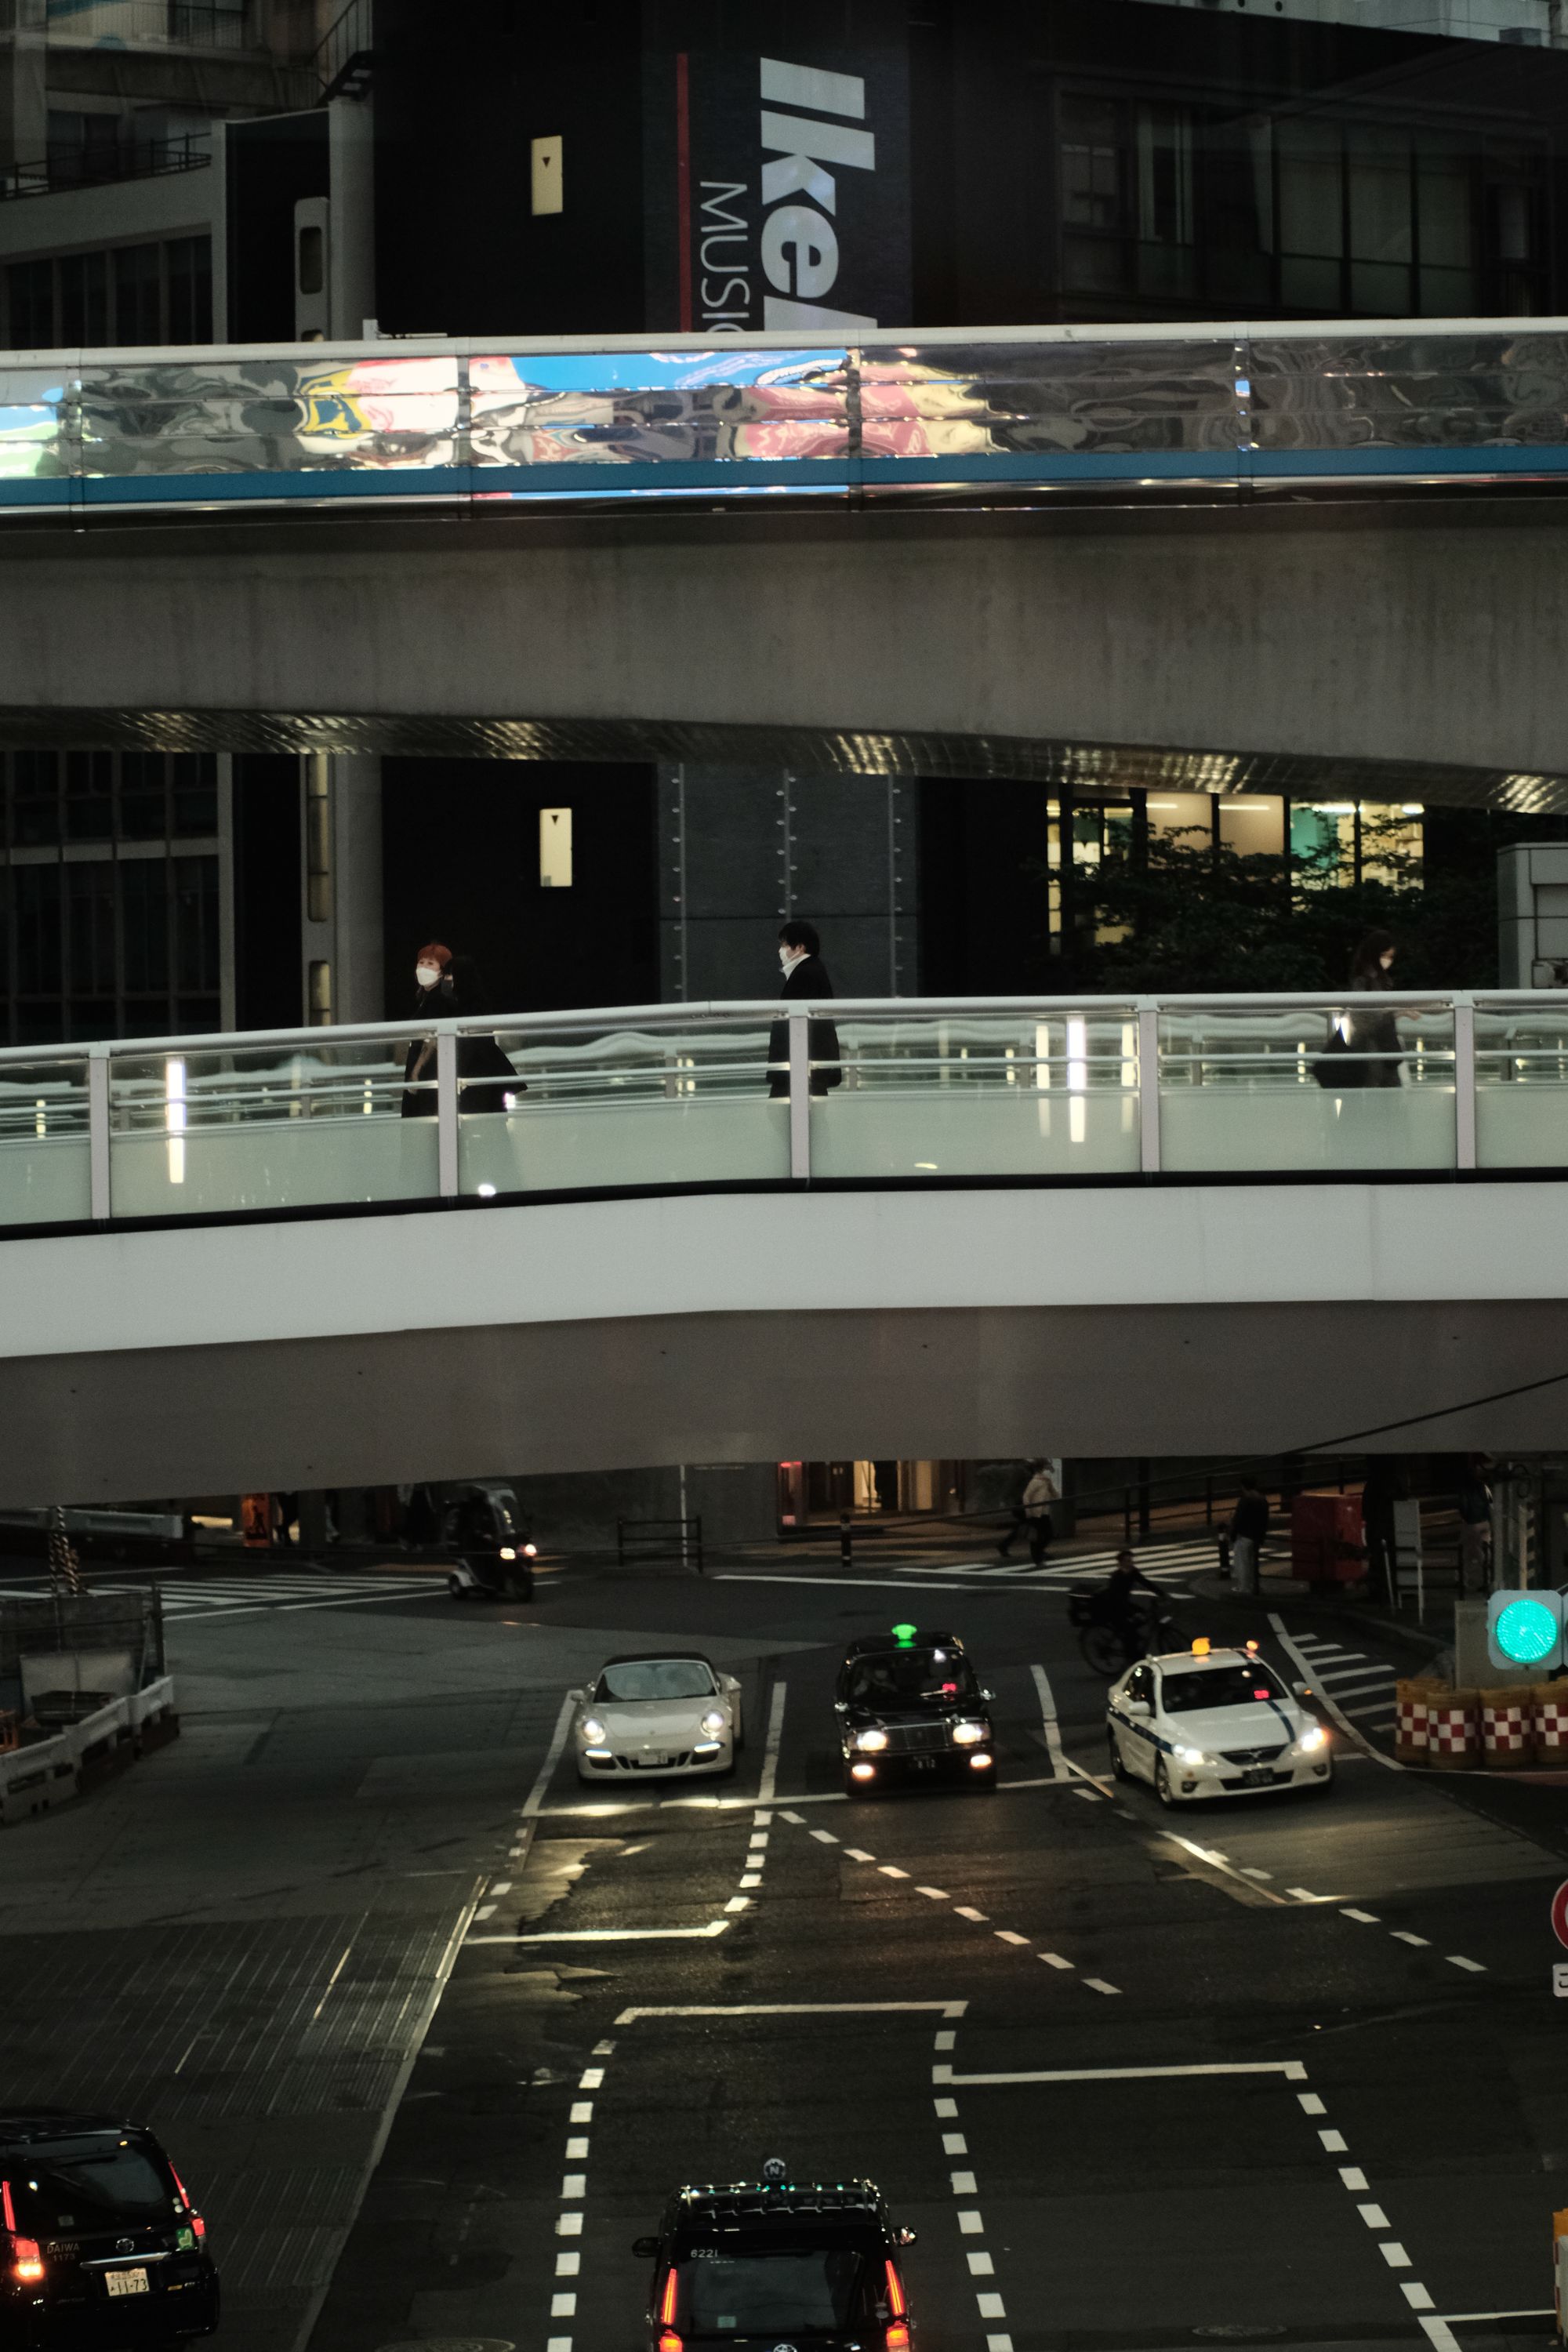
(2, 1547, 1564, 2352)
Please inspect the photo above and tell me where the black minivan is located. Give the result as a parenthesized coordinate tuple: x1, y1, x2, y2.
(0, 2113, 219, 2347)
(635, 2176, 917, 2352)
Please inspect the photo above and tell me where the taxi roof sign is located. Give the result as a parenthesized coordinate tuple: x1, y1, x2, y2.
(891, 1623, 917, 1646)
(1191, 1636, 1211, 1657)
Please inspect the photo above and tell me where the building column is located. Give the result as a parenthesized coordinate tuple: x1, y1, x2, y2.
(298, 753, 383, 1026)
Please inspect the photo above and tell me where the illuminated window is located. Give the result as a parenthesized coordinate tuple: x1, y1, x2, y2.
(539, 806, 573, 888)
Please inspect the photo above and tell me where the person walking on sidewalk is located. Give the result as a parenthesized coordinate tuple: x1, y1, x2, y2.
(1018, 1461, 1060, 1566)
(1228, 1475, 1269, 1595)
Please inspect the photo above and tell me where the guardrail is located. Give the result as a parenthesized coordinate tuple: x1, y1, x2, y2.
(1, 990, 1565, 1232)
(0, 132, 211, 202)
(2, 317, 1567, 519)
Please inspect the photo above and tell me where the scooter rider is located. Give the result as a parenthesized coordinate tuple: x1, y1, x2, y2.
(1106, 1548, 1163, 1661)
(445, 1486, 535, 1600)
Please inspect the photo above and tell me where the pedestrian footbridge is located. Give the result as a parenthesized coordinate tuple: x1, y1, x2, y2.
(3, 990, 1568, 1502)
(2, 321, 1568, 786)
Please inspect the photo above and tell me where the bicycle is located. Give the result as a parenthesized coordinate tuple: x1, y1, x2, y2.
(1068, 1587, 1177, 1678)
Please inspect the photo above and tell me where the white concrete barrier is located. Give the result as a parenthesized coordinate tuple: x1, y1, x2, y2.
(0, 1675, 176, 1826)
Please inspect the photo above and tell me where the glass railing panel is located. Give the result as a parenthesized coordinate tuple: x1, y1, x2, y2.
(1475, 1001, 1568, 1168)
(0, 1057, 91, 1225)
(807, 1011, 1141, 1178)
(457, 1020, 789, 1193)
(1250, 332, 1568, 456)
(107, 1040, 435, 1216)
(1159, 1002, 1455, 1171)
(855, 339, 1239, 466)
(78, 354, 463, 485)
(0, 367, 74, 506)
(468, 347, 853, 479)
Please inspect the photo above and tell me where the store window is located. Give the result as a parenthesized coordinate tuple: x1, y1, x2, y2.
(3, 234, 212, 349)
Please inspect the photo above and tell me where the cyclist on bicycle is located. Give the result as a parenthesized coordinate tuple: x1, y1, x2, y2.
(1105, 1549, 1163, 1661)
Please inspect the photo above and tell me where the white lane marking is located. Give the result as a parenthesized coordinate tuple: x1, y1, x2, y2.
(954, 1906, 989, 1921)
(1447, 1955, 1486, 1973)
(489, 1881, 512, 1896)
(943, 2132, 967, 2155)
(1420, 2321, 1467, 2352)
(1298, 2093, 1327, 2115)
(934, 2031, 956, 2050)
(1341, 1907, 1381, 1924)
(556, 2252, 580, 2278)
(1287, 1889, 1346, 1904)
(995, 1931, 1031, 1947)
(474, 1903, 495, 1920)
(1083, 1979, 1122, 1996)
(976, 2293, 1007, 2318)
(846, 1849, 876, 1863)
(556, 2213, 583, 2238)
(1436, 2312, 1555, 2324)
(1241, 1868, 1273, 1881)
(1403, 2288, 1436, 2310)
(951, 2170, 978, 2194)
(568, 2101, 593, 2122)
(1359, 2205, 1391, 2229)
(725, 1894, 750, 1914)
(550, 2293, 576, 2318)
(779, 1809, 805, 1823)
(916, 1886, 951, 1900)
(565, 2136, 589, 2159)
(1073, 1788, 1101, 1804)
(957, 2211, 985, 2235)
(523, 1695, 577, 1819)
(934, 2098, 960, 2118)
(1269, 1614, 1400, 1769)
(1319, 2129, 1348, 2152)
(561, 2173, 586, 2198)
(579, 2070, 604, 2089)
(160, 1584, 448, 1624)
(879, 1866, 910, 1880)
(987, 2336, 1014, 2352)
(1339, 2166, 1369, 2190)
(968, 2252, 996, 2276)
(466, 1922, 732, 1944)
(1165, 1833, 1290, 1907)
(1039, 1952, 1074, 1970)
(748, 1833, 769, 1849)
(739, 1873, 762, 1888)
(1381, 2245, 1411, 2269)
(810, 1828, 838, 1843)
(617, 2001, 969, 2022)
(759, 1680, 787, 1805)
(935, 2060, 1307, 2085)
(1029, 1663, 1068, 1780)
(1392, 1931, 1431, 1948)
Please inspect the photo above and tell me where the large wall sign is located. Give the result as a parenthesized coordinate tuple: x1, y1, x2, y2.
(644, 3, 911, 334)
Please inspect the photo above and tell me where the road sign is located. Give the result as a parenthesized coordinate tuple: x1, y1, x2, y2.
(1553, 1963, 1568, 1999)
(1552, 1882, 1568, 1951)
(1488, 1590, 1565, 1672)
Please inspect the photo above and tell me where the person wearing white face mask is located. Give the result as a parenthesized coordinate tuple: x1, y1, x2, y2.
(767, 920, 841, 1099)
(401, 941, 523, 1120)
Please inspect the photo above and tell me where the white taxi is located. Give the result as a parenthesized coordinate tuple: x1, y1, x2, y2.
(1106, 1640, 1332, 1805)
(571, 1651, 744, 1783)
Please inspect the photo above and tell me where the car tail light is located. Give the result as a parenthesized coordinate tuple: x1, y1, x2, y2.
(659, 2270, 678, 2325)
(169, 2163, 206, 2241)
(659, 2334, 683, 2352)
(884, 2261, 906, 2317)
(884, 2326, 910, 2352)
(2, 2181, 43, 2285)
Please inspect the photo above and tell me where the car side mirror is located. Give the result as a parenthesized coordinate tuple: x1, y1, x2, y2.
(567, 1688, 584, 1704)
(981, 1688, 995, 1702)
(898, 2227, 917, 2247)
(1127, 1699, 1152, 1718)
(833, 1698, 848, 1712)
(1293, 1681, 1312, 1700)
(632, 2235, 660, 2258)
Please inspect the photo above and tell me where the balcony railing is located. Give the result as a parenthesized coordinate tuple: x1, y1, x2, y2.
(1, 318, 1566, 521)
(0, 132, 211, 203)
(0, 991, 1563, 1233)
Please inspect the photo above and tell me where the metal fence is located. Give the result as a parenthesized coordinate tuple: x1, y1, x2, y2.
(0, 1588, 165, 1732)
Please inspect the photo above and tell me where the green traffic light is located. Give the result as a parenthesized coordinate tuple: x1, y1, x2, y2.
(1494, 1595, 1559, 1666)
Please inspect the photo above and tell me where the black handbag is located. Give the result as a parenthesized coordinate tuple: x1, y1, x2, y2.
(1312, 1028, 1363, 1090)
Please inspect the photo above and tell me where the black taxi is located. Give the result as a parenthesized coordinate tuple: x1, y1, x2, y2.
(1, 2111, 219, 2346)
(633, 2172, 917, 2352)
(834, 1625, 996, 1794)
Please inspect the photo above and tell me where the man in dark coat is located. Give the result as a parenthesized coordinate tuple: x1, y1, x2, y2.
(401, 941, 521, 1117)
(767, 920, 842, 1098)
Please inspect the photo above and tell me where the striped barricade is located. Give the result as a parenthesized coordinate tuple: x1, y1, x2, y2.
(1427, 1689, 1481, 1771)
(1481, 1688, 1535, 1769)
(1395, 1680, 1434, 1766)
(1535, 1685, 1568, 1764)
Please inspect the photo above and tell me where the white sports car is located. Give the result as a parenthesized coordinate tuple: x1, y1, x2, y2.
(1107, 1641, 1333, 1805)
(571, 1652, 744, 1782)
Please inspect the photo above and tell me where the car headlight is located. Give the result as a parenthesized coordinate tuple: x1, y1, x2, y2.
(700, 1708, 727, 1736)
(1294, 1725, 1328, 1755)
(579, 1717, 607, 1745)
(854, 1728, 890, 1752)
(499, 1546, 517, 1560)
(1174, 1744, 1212, 1767)
(951, 1719, 987, 1745)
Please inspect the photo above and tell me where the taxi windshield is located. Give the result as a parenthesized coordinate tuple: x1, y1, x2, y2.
(1160, 1664, 1287, 1714)
(847, 1649, 977, 1706)
(672, 2242, 878, 2338)
(597, 1659, 715, 1702)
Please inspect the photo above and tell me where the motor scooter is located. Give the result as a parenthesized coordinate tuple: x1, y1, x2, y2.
(448, 1541, 537, 1601)
(441, 1481, 539, 1600)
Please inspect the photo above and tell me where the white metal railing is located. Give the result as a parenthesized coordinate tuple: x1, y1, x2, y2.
(0, 989, 1561, 1230)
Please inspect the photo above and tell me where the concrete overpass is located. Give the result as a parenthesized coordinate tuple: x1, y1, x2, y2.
(1, 321, 1567, 796)
(2, 990, 1567, 1499)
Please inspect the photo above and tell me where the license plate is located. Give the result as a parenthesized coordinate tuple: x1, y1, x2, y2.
(909, 1756, 937, 1772)
(1240, 1766, 1274, 1788)
(105, 2269, 150, 2296)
